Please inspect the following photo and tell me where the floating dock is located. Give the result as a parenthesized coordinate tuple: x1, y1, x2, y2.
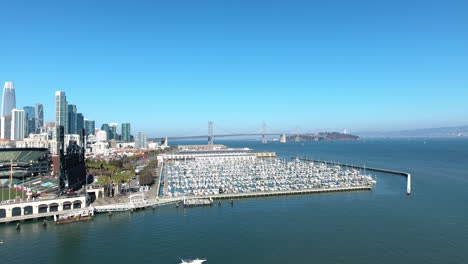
(183, 197, 214, 207)
(195, 185, 372, 200)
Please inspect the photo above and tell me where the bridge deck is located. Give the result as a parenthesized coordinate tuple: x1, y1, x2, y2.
(150, 133, 285, 141)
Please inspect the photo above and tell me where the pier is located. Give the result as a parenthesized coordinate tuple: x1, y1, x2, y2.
(299, 158, 412, 195)
(93, 197, 182, 213)
(0, 196, 87, 223)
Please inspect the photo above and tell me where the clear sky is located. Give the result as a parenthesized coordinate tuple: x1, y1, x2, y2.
(1, 0, 467, 136)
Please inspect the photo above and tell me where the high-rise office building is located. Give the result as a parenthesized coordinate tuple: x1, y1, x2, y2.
(45, 121, 56, 139)
(76, 113, 84, 134)
(121, 123, 131, 142)
(1, 116, 12, 139)
(1, 82, 16, 139)
(96, 130, 107, 141)
(11, 109, 26, 140)
(101, 124, 111, 140)
(85, 120, 95, 136)
(23, 106, 35, 119)
(68, 104, 77, 134)
(55, 91, 68, 134)
(109, 123, 118, 140)
(35, 103, 44, 131)
(135, 132, 147, 148)
(1, 82, 16, 118)
(23, 106, 35, 136)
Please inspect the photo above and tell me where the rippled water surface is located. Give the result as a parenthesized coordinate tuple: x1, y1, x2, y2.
(1, 138, 468, 264)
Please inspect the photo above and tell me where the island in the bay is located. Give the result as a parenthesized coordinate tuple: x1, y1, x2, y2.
(286, 132, 359, 142)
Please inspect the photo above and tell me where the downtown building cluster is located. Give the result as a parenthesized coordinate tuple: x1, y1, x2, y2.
(0, 81, 155, 156)
(0, 82, 44, 141)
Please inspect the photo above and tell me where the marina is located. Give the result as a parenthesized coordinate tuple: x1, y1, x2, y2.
(298, 158, 412, 195)
(161, 155, 377, 198)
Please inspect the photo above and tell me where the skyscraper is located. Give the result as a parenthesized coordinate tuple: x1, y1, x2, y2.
(55, 91, 68, 134)
(23, 106, 35, 136)
(84, 119, 95, 136)
(35, 103, 44, 131)
(76, 113, 84, 134)
(135, 132, 147, 148)
(101, 124, 111, 140)
(1, 117, 12, 139)
(11, 109, 25, 140)
(1, 82, 16, 139)
(121, 123, 131, 142)
(68, 104, 77, 134)
(1, 82, 16, 118)
(109, 123, 118, 140)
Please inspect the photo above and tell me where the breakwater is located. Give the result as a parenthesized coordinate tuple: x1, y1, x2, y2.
(298, 158, 412, 195)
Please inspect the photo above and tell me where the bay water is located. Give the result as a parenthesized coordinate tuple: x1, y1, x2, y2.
(1, 138, 467, 264)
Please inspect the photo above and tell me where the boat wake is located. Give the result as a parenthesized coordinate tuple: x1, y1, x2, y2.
(179, 258, 207, 264)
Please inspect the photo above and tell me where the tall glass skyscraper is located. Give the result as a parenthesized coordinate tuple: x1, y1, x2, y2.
(1, 82, 16, 118)
(85, 120, 95, 136)
(1, 117, 12, 139)
(55, 91, 68, 134)
(23, 106, 35, 136)
(68, 104, 77, 134)
(76, 113, 84, 134)
(101, 124, 111, 139)
(135, 132, 148, 148)
(35, 103, 44, 131)
(11, 109, 26, 140)
(1, 82, 16, 139)
(109, 123, 118, 140)
(121, 123, 131, 142)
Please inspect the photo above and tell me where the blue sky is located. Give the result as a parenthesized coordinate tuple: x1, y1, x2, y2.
(1, 0, 467, 136)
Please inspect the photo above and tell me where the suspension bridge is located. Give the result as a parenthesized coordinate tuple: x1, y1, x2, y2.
(149, 122, 294, 145)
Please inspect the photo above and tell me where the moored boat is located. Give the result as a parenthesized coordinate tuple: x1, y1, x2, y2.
(54, 208, 94, 224)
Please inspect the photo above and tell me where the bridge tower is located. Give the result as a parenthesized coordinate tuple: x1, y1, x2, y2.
(208, 121, 214, 145)
(280, 133, 287, 143)
(294, 126, 301, 142)
(261, 123, 267, 144)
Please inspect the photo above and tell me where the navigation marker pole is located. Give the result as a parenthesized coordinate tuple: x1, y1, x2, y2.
(407, 174, 411, 195)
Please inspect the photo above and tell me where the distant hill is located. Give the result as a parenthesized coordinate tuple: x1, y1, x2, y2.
(356, 125, 468, 138)
(286, 132, 359, 142)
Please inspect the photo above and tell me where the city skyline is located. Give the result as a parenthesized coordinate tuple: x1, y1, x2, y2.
(1, 0, 467, 136)
(0, 82, 141, 138)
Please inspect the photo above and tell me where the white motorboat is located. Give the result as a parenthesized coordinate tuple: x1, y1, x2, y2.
(179, 258, 207, 264)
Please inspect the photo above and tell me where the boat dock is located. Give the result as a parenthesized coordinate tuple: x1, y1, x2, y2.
(196, 185, 372, 200)
(298, 158, 412, 195)
(93, 185, 373, 213)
